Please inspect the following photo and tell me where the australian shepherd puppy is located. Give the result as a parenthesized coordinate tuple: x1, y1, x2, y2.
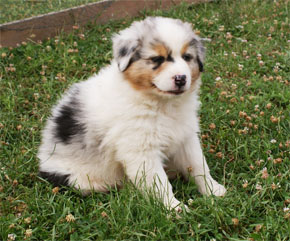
(38, 17, 226, 210)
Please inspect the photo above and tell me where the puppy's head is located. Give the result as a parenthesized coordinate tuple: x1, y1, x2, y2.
(112, 17, 205, 96)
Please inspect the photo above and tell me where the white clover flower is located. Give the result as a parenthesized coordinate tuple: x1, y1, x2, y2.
(231, 84, 237, 90)
(65, 214, 75, 222)
(283, 207, 290, 212)
(215, 77, 221, 81)
(25, 229, 33, 237)
(188, 198, 194, 205)
(218, 25, 225, 31)
(8, 234, 16, 241)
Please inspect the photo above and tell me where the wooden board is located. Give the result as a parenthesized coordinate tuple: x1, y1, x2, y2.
(0, 0, 208, 48)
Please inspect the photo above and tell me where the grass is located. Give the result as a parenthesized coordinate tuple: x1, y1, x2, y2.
(0, 0, 102, 24)
(0, 0, 290, 240)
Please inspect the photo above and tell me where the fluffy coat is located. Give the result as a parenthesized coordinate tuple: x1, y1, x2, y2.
(38, 17, 226, 210)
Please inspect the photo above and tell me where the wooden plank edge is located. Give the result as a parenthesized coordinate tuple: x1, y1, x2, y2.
(0, 0, 210, 48)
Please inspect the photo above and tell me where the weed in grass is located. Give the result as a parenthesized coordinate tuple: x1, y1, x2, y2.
(1, 0, 290, 240)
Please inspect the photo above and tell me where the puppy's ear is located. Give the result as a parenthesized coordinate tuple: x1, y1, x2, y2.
(190, 38, 206, 72)
(112, 33, 141, 72)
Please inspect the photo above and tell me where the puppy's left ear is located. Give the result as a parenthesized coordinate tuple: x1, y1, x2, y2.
(112, 33, 141, 72)
(190, 38, 206, 72)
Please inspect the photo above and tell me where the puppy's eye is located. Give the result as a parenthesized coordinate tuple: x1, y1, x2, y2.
(151, 56, 165, 64)
(182, 53, 193, 62)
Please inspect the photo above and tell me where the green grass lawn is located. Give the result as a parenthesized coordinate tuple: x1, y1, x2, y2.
(0, 0, 102, 24)
(1, 0, 289, 240)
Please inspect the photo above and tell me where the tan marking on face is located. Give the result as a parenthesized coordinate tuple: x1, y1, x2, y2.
(123, 44, 171, 92)
(190, 63, 201, 90)
(181, 42, 189, 55)
(152, 44, 171, 75)
(191, 65, 201, 82)
(124, 59, 171, 91)
(123, 59, 154, 91)
(153, 44, 168, 57)
(155, 61, 170, 75)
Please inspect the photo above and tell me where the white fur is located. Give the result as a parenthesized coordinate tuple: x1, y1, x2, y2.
(153, 57, 192, 92)
(38, 17, 226, 210)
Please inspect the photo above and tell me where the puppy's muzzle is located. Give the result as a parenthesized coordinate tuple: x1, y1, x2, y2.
(174, 75, 187, 88)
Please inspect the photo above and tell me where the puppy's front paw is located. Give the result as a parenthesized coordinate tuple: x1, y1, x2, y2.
(174, 203, 189, 213)
(210, 182, 226, 196)
(167, 198, 189, 213)
(196, 177, 226, 197)
(168, 198, 181, 210)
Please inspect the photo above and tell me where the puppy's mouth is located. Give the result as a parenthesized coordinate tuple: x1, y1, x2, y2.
(151, 84, 185, 95)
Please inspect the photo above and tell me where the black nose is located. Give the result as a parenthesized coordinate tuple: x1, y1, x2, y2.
(174, 75, 186, 88)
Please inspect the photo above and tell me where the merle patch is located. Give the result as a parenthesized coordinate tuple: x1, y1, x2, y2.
(124, 51, 141, 71)
(39, 171, 70, 187)
(119, 47, 128, 57)
(54, 96, 86, 144)
(197, 56, 204, 72)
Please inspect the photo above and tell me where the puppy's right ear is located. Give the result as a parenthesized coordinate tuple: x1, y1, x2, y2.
(112, 33, 141, 72)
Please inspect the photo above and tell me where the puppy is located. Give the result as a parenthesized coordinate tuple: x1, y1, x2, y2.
(38, 17, 226, 210)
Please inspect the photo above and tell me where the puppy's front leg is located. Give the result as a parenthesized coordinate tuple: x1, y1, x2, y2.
(119, 151, 181, 210)
(173, 134, 226, 196)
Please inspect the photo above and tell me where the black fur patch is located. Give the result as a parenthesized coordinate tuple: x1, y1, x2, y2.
(151, 56, 165, 70)
(54, 95, 86, 144)
(119, 47, 128, 57)
(39, 171, 70, 186)
(182, 53, 193, 62)
(167, 55, 174, 62)
(124, 51, 141, 71)
(197, 56, 204, 72)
